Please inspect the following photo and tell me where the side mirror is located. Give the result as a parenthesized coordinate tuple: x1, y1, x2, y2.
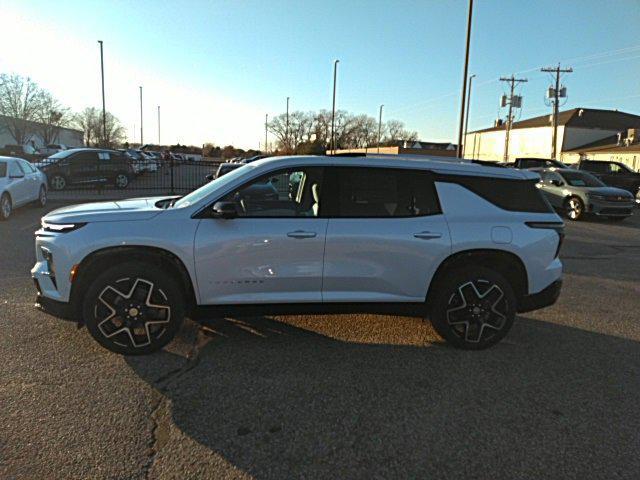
(205, 173, 214, 182)
(211, 201, 238, 219)
(270, 177, 279, 184)
(551, 179, 564, 187)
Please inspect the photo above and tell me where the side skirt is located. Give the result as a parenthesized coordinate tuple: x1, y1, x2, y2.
(192, 302, 430, 320)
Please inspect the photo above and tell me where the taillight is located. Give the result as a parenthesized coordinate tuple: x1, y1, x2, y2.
(525, 221, 565, 258)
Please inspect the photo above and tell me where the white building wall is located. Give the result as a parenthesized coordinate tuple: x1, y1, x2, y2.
(464, 126, 560, 161)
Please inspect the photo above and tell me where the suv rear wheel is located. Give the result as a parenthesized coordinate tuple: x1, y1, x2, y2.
(82, 262, 184, 355)
(430, 267, 516, 350)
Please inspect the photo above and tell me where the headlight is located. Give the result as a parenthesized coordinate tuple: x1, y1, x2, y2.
(41, 220, 86, 232)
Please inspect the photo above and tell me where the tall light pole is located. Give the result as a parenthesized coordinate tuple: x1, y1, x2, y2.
(285, 97, 290, 153)
(139, 86, 144, 145)
(377, 104, 384, 153)
(456, 0, 473, 158)
(462, 73, 475, 158)
(264, 113, 268, 153)
(331, 59, 339, 154)
(157, 105, 161, 145)
(98, 40, 106, 145)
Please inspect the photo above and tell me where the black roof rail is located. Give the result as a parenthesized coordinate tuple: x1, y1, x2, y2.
(327, 152, 367, 157)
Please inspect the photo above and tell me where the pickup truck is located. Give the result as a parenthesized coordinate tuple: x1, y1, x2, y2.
(576, 160, 640, 198)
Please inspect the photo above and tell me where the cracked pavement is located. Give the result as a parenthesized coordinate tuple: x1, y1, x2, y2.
(1, 202, 639, 479)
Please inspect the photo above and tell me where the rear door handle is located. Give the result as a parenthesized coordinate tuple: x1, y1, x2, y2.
(287, 230, 317, 239)
(414, 231, 442, 240)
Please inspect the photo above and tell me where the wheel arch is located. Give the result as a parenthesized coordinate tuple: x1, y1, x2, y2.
(70, 245, 197, 322)
(425, 248, 529, 309)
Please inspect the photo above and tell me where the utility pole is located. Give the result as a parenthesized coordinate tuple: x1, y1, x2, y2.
(541, 64, 572, 159)
(499, 75, 527, 162)
(157, 106, 161, 145)
(331, 59, 339, 154)
(98, 40, 107, 145)
(456, 0, 473, 158)
(377, 104, 384, 153)
(139, 86, 144, 145)
(462, 74, 475, 158)
(285, 97, 290, 153)
(264, 113, 268, 153)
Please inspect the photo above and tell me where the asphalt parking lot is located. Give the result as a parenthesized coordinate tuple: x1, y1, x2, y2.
(1, 202, 639, 479)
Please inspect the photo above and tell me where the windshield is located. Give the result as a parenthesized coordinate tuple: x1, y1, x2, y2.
(173, 163, 255, 208)
(560, 170, 605, 188)
(48, 149, 76, 160)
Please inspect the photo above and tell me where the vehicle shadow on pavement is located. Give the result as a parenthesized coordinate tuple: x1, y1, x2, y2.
(126, 314, 640, 479)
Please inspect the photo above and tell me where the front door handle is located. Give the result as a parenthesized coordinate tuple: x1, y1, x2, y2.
(287, 230, 317, 239)
(414, 231, 442, 240)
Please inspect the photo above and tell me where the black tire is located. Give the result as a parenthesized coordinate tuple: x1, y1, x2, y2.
(82, 262, 185, 355)
(429, 266, 516, 350)
(114, 172, 130, 189)
(0, 193, 12, 221)
(563, 196, 584, 221)
(49, 174, 67, 191)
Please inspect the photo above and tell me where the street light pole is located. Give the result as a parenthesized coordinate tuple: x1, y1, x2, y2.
(331, 59, 339, 154)
(98, 40, 106, 145)
(377, 104, 384, 153)
(139, 86, 143, 146)
(456, 0, 474, 158)
(157, 105, 161, 145)
(286, 97, 290, 153)
(462, 74, 475, 158)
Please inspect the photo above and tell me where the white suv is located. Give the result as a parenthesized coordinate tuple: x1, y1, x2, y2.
(32, 155, 564, 354)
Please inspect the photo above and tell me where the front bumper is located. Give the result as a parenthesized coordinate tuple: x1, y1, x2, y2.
(588, 200, 634, 217)
(518, 279, 562, 313)
(34, 292, 77, 321)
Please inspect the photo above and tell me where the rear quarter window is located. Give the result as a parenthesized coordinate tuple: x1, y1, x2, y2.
(0, 162, 6, 178)
(438, 174, 553, 213)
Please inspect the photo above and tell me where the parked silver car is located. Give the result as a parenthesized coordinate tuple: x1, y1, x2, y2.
(533, 168, 635, 221)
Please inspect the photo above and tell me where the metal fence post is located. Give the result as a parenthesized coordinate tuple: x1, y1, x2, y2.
(169, 155, 174, 195)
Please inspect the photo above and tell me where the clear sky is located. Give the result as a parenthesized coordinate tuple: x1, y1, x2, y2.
(2, 0, 640, 149)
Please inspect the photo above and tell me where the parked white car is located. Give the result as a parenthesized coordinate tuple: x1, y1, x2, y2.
(32, 155, 564, 354)
(1, 156, 48, 220)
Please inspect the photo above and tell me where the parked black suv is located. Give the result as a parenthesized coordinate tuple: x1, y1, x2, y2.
(34, 148, 133, 190)
(513, 158, 568, 169)
(576, 160, 640, 197)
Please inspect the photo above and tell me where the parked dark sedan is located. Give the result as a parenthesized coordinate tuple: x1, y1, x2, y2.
(34, 148, 133, 190)
(576, 160, 640, 199)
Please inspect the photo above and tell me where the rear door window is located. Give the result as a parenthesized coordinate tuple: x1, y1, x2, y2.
(325, 167, 441, 218)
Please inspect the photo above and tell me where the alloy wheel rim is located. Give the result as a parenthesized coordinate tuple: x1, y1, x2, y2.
(39, 188, 46, 205)
(445, 279, 508, 343)
(567, 199, 581, 219)
(52, 176, 65, 190)
(116, 174, 128, 187)
(94, 277, 171, 349)
(1, 197, 10, 217)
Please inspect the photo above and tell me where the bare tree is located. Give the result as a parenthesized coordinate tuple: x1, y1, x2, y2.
(0, 74, 45, 145)
(36, 91, 70, 145)
(384, 119, 418, 144)
(73, 107, 125, 147)
(73, 107, 100, 146)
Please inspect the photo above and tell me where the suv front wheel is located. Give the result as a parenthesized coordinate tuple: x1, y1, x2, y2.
(430, 267, 516, 350)
(82, 262, 184, 355)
